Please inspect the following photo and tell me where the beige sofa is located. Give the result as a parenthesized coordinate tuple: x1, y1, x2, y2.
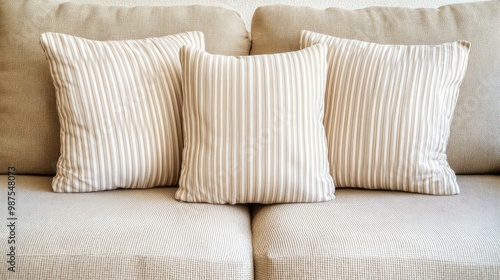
(0, 0, 499, 279)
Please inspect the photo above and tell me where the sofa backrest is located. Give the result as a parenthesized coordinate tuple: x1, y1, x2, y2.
(0, 0, 250, 175)
(251, 1, 500, 175)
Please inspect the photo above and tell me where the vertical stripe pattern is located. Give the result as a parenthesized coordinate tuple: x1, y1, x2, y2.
(40, 32, 205, 192)
(176, 44, 334, 204)
(301, 31, 470, 195)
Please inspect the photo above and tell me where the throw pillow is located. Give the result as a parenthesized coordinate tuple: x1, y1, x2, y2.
(301, 31, 470, 195)
(40, 31, 205, 192)
(176, 44, 335, 204)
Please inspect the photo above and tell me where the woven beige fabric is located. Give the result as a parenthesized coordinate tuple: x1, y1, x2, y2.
(0, 175, 253, 279)
(252, 175, 500, 280)
(0, 0, 250, 175)
(301, 32, 470, 195)
(176, 44, 334, 204)
(251, 1, 500, 174)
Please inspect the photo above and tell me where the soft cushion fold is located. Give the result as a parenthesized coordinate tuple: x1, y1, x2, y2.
(176, 44, 334, 204)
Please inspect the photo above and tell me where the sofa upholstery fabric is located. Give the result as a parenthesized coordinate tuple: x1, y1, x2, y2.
(0, 0, 251, 175)
(251, 1, 500, 174)
(252, 175, 500, 280)
(0, 1, 498, 279)
(0, 175, 254, 279)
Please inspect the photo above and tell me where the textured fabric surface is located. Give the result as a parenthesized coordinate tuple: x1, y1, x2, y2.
(252, 175, 500, 280)
(0, 0, 250, 175)
(40, 32, 204, 192)
(176, 44, 334, 204)
(301, 32, 470, 195)
(251, 1, 500, 174)
(0, 175, 253, 279)
(65, 0, 475, 29)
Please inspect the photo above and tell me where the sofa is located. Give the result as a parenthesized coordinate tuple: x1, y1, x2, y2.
(0, 0, 499, 279)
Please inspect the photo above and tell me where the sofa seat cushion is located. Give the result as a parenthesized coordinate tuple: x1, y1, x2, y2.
(251, 175, 500, 280)
(0, 175, 253, 279)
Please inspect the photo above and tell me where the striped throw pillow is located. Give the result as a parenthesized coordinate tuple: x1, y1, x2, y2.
(176, 44, 335, 204)
(301, 31, 470, 195)
(40, 32, 205, 192)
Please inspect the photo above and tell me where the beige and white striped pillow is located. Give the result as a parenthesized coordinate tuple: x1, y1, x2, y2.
(40, 31, 205, 192)
(301, 31, 470, 195)
(176, 44, 335, 204)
